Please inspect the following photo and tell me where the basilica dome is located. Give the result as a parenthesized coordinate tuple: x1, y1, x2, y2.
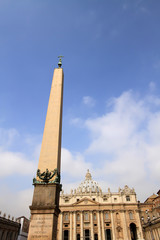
(76, 170, 101, 193)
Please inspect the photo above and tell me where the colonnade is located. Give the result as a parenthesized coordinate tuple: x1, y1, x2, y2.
(58, 210, 114, 240)
(0, 229, 19, 240)
(143, 225, 160, 240)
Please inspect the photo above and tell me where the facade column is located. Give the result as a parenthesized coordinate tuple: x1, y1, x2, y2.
(121, 210, 129, 239)
(2, 230, 7, 240)
(156, 229, 160, 239)
(90, 211, 94, 240)
(158, 228, 160, 238)
(59, 212, 63, 240)
(0, 230, 3, 240)
(135, 210, 144, 240)
(153, 229, 158, 239)
(73, 212, 76, 240)
(97, 211, 101, 240)
(70, 212, 73, 240)
(101, 211, 105, 240)
(111, 211, 116, 240)
(80, 211, 83, 240)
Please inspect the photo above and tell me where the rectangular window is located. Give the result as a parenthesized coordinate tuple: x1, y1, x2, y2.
(85, 229, 90, 240)
(129, 212, 133, 220)
(65, 214, 68, 221)
(126, 196, 130, 201)
(106, 229, 111, 240)
(77, 214, 80, 221)
(105, 213, 109, 219)
(64, 230, 69, 240)
(84, 213, 89, 221)
(77, 234, 80, 240)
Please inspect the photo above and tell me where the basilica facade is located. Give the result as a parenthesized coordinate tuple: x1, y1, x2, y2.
(57, 170, 144, 240)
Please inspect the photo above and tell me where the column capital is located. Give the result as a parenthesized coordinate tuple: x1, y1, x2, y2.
(135, 209, 140, 213)
(119, 209, 126, 213)
(110, 210, 115, 213)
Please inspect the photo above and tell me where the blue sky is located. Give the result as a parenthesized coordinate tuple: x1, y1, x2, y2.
(0, 0, 160, 218)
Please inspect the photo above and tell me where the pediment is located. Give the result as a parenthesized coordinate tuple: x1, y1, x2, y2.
(72, 197, 99, 206)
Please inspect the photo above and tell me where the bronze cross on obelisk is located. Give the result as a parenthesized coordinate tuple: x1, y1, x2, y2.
(58, 55, 64, 68)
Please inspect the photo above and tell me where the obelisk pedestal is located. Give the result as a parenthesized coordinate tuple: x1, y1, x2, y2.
(28, 61, 64, 240)
(28, 184, 61, 240)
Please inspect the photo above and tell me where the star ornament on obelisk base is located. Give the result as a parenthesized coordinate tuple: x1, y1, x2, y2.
(28, 58, 64, 240)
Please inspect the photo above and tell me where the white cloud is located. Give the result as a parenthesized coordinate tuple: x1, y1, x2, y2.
(0, 185, 33, 218)
(61, 148, 91, 179)
(82, 96, 95, 107)
(82, 90, 160, 200)
(0, 150, 36, 177)
(85, 91, 146, 153)
(70, 117, 83, 126)
(0, 128, 19, 148)
(0, 128, 39, 177)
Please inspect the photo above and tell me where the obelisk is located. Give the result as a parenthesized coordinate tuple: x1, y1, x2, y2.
(28, 57, 64, 240)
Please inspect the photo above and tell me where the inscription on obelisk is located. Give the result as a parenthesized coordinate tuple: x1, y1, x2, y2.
(28, 215, 53, 239)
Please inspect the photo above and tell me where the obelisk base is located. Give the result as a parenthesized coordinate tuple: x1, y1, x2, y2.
(28, 184, 61, 240)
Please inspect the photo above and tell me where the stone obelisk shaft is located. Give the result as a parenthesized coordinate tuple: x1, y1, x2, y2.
(38, 68, 63, 173)
(28, 67, 64, 240)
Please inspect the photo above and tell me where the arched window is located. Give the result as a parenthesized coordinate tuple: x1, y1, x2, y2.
(130, 223, 137, 240)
